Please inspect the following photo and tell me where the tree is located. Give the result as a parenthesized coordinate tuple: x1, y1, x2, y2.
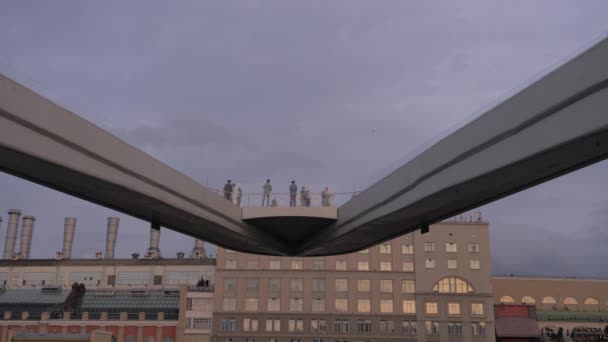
(557, 327, 564, 342)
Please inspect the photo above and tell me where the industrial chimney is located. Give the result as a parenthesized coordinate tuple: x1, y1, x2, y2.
(61, 218, 77, 259)
(191, 239, 208, 259)
(145, 224, 161, 259)
(3, 210, 21, 259)
(104, 217, 119, 259)
(18, 216, 35, 259)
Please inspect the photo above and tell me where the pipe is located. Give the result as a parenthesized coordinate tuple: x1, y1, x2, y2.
(62, 218, 77, 259)
(104, 217, 119, 259)
(146, 224, 161, 258)
(3, 210, 20, 259)
(191, 239, 207, 258)
(19, 216, 35, 259)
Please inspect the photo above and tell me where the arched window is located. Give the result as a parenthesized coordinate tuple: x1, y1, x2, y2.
(521, 296, 536, 304)
(500, 296, 514, 303)
(584, 297, 599, 305)
(432, 277, 473, 293)
(564, 297, 578, 305)
(542, 296, 557, 304)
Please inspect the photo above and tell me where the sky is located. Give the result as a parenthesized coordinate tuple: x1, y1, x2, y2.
(1, 1, 608, 278)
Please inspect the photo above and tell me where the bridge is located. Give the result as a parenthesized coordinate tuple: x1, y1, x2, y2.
(1, 37, 608, 256)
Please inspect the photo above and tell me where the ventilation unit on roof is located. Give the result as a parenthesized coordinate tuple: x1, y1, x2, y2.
(41, 286, 62, 294)
(129, 289, 148, 296)
(94, 289, 115, 296)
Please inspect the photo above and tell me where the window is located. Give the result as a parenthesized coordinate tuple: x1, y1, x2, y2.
(125, 336, 136, 342)
(500, 296, 514, 303)
(245, 338, 254, 342)
(357, 279, 370, 292)
(448, 259, 457, 269)
(425, 259, 436, 269)
(380, 280, 393, 292)
(163, 337, 174, 342)
(335, 260, 347, 270)
(433, 277, 474, 293)
(380, 262, 392, 271)
(291, 260, 303, 270)
(356, 320, 372, 333)
(448, 322, 463, 335)
(268, 298, 281, 311)
(380, 244, 392, 254)
(471, 303, 484, 315)
(402, 262, 414, 272)
(380, 299, 393, 313)
(469, 243, 480, 253)
(313, 260, 325, 270)
(334, 320, 349, 333)
(269, 260, 281, 270)
(312, 298, 325, 312)
(425, 302, 438, 315)
(245, 298, 258, 311)
(470, 259, 481, 270)
(472, 322, 486, 336)
(221, 319, 236, 331)
(247, 260, 259, 269)
(448, 302, 461, 315)
(116, 272, 149, 286)
(224, 278, 237, 291)
(424, 242, 436, 252)
(288, 319, 303, 332)
(402, 244, 414, 254)
(223, 298, 236, 311)
(225, 260, 237, 269)
(426, 321, 439, 335)
(357, 261, 369, 271)
(564, 297, 578, 305)
(243, 318, 259, 332)
(402, 321, 417, 334)
(246, 278, 259, 290)
(144, 337, 155, 342)
(403, 300, 416, 314)
(358, 248, 369, 254)
(585, 297, 599, 305)
(402, 280, 415, 293)
(379, 320, 394, 333)
(311, 319, 327, 333)
(165, 271, 203, 285)
(312, 279, 325, 292)
(522, 296, 535, 304)
(269, 278, 281, 291)
(186, 317, 212, 329)
(69, 272, 102, 286)
(290, 298, 303, 311)
(335, 299, 348, 312)
(265, 319, 281, 332)
(335, 279, 348, 291)
(187, 297, 213, 311)
(542, 296, 556, 304)
(446, 243, 457, 252)
(358, 299, 370, 313)
(290, 279, 303, 291)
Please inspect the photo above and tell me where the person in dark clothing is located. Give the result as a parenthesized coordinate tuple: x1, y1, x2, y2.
(289, 181, 298, 207)
(223, 180, 233, 201)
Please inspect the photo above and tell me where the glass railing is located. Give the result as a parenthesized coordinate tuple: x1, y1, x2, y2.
(212, 188, 360, 208)
(537, 310, 608, 322)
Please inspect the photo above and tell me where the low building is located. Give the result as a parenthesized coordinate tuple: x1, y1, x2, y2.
(493, 304, 540, 341)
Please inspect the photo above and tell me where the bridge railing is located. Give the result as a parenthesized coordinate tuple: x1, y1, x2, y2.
(212, 189, 359, 208)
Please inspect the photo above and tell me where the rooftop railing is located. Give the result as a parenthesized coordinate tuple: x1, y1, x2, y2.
(214, 189, 360, 208)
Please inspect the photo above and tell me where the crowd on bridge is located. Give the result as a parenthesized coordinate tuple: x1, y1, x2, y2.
(220, 179, 335, 207)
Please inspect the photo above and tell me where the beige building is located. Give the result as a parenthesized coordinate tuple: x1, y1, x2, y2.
(214, 220, 495, 342)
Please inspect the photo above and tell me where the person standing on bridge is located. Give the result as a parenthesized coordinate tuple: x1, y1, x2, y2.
(289, 181, 298, 207)
(223, 180, 233, 201)
(234, 183, 243, 207)
(300, 186, 307, 206)
(262, 179, 272, 206)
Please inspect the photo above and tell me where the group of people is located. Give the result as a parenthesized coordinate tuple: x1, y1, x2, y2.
(222, 179, 334, 207)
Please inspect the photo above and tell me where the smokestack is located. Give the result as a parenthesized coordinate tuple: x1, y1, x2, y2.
(62, 218, 77, 259)
(104, 217, 119, 259)
(191, 239, 208, 259)
(3, 210, 21, 259)
(145, 224, 161, 259)
(19, 216, 35, 259)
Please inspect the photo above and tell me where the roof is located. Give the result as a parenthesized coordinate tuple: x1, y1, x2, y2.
(0, 257, 215, 267)
(13, 333, 90, 341)
(495, 317, 540, 338)
(77, 289, 180, 310)
(0, 288, 69, 305)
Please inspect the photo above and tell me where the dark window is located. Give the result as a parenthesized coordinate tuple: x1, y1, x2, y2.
(107, 275, 115, 285)
(154, 275, 163, 285)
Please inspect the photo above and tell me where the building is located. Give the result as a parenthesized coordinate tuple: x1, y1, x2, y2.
(12, 330, 113, 342)
(493, 304, 540, 341)
(214, 220, 495, 342)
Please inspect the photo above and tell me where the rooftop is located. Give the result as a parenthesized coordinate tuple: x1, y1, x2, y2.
(77, 289, 180, 311)
(0, 257, 215, 267)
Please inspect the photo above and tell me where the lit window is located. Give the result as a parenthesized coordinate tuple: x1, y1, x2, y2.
(564, 297, 578, 305)
(335, 279, 348, 291)
(188, 297, 212, 311)
(402, 262, 414, 272)
(358, 299, 371, 313)
(448, 322, 463, 335)
(585, 297, 599, 305)
(469, 243, 480, 253)
(380, 262, 392, 271)
(425, 259, 436, 269)
(471, 303, 484, 315)
(358, 249, 369, 254)
(311, 319, 327, 333)
(403, 300, 416, 314)
(448, 302, 461, 315)
(312, 260, 325, 270)
(472, 322, 486, 336)
(424, 242, 436, 252)
(245, 298, 258, 311)
(448, 259, 457, 269)
(380, 299, 393, 313)
(470, 259, 481, 269)
(291, 260, 303, 270)
(521, 296, 535, 304)
(335, 299, 348, 312)
(380, 244, 392, 254)
(402, 244, 414, 254)
(268, 278, 281, 291)
(312, 279, 325, 292)
(225, 260, 237, 269)
(500, 296, 514, 303)
(267, 298, 280, 311)
(223, 298, 236, 311)
(380, 280, 393, 292)
(269, 260, 281, 270)
(425, 302, 438, 315)
(402, 321, 417, 334)
(290, 279, 303, 291)
(433, 277, 474, 293)
(243, 318, 259, 332)
(335, 260, 347, 270)
(357, 261, 369, 271)
(357, 279, 370, 292)
(289, 298, 303, 311)
(265, 319, 281, 332)
(446, 243, 457, 253)
(402, 280, 415, 293)
(312, 298, 325, 312)
(186, 317, 212, 329)
(247, 260, 259, 269)
(288, 319, 303, 332)
(425, 321, 439, 335)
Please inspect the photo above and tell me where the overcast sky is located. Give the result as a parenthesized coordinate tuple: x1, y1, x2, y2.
(1, 1, 608, 278)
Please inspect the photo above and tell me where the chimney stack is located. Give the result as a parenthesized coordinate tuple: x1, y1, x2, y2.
(19, 216, 35, 259)
(62, 218, 77, 259)
(104, 217, 119, 259)
(145, 224, 161, 259)
(191, 239, 207, 259)
(3, 210, 20, 259)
